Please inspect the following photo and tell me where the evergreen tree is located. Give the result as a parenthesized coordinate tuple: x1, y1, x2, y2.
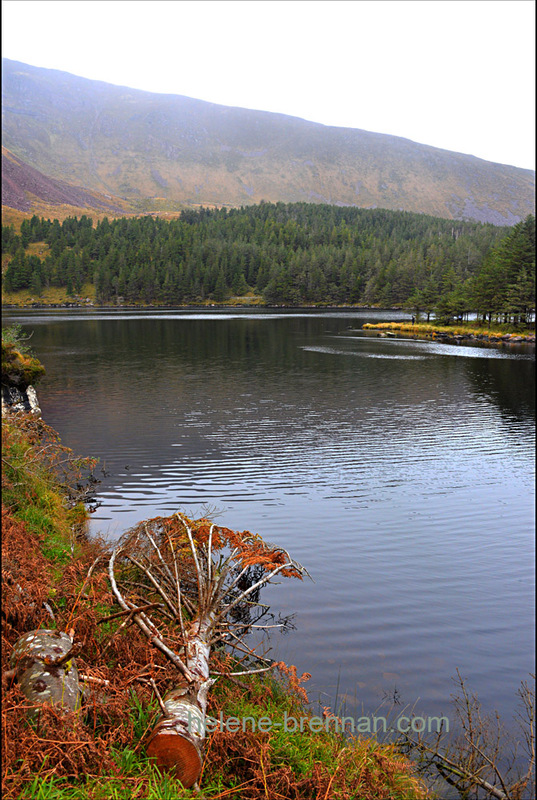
(3, 203, 528, 318)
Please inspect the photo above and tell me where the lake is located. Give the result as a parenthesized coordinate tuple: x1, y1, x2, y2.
(4, 308, 535, 740)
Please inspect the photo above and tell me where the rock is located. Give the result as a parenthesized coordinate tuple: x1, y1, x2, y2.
(1, 384, 41, 416)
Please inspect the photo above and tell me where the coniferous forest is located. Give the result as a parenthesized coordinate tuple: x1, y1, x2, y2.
(2, 203, 535, 324)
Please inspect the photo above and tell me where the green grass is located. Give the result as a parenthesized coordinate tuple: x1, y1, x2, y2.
(1, 331, 96, 565)
(1, 416, 84, 563)
(18, 760, 191, 800)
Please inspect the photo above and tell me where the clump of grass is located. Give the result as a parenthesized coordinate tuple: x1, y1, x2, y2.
(193, 663, 428, 799)
(2, 414, 97, 563)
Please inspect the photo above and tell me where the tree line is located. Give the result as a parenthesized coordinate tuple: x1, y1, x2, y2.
(2, 203, 535, 324)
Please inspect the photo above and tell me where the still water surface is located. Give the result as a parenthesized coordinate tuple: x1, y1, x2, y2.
(5, 309, 535, 731)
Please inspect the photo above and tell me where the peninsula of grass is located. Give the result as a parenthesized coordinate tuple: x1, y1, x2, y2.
(363, 321, 536, 342)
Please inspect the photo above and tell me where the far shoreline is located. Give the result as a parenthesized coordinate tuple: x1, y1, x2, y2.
(3, 303, 535, 345)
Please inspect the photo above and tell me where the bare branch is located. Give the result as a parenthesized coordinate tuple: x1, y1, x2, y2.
(108, 546, 194, 683)
(175, 513, 205, 602)
(142, 523, 177, 587)
(149, 677, 172, 719)
(463, 732, 511, 799)
(206, 524, 214, 586)
(125, 554, 180, 619)
(163, 528, 187, 640)
(207, 546, 242, 603)
(211, 665, 275, 677)
(97, 602, 164, 624)
(404, 733, 509, 800)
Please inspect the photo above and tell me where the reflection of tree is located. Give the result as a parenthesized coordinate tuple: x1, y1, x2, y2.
(464, 356, 535, 422)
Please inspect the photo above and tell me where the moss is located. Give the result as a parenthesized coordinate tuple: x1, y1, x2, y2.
(2, 341, 46, 389)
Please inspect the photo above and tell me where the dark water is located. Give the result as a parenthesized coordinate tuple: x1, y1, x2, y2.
(4, 308, 535, 735)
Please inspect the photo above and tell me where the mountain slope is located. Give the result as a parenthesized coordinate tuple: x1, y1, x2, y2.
(2, 58, 534, 224)
(1, 147, 130, 215)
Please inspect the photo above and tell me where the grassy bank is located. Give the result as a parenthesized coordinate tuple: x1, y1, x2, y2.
(2, 335, 428, 799)
(1, 286, 269, 308)
(1, 283, 97, 308)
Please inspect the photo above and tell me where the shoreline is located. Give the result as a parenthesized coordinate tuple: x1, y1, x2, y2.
(1, 350, 428, 799)
(2, 300, 380, 310)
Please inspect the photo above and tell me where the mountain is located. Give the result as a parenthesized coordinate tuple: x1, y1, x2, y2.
(2, 59, 535, 225)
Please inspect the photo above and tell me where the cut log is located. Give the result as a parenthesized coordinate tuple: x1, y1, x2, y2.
(145, 618, 215, 787)
(146, 689, 205, 787)
(9, 629, 82, 716)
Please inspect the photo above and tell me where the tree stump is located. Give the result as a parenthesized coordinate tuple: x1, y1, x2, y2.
(9, 629, 82, 716)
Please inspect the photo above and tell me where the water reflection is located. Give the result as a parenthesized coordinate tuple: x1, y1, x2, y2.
(464, 357, 535, 420)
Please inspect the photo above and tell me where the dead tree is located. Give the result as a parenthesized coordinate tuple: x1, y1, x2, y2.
(108, 512, 308, 788)
(7, 629, 83, 717)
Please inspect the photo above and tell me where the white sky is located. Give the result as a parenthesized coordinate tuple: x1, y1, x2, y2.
(2, 0, 535, 170)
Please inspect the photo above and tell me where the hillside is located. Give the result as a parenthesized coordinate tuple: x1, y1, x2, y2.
(1, 146, 131, 218)
(2, 59, 534, 225)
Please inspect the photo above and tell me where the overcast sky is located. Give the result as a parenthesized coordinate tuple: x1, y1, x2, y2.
(2, 0, 535, 170)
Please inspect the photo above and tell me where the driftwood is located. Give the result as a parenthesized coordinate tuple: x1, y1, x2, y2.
(8, 629, 83, 717)
(109, 512, 307, 788)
